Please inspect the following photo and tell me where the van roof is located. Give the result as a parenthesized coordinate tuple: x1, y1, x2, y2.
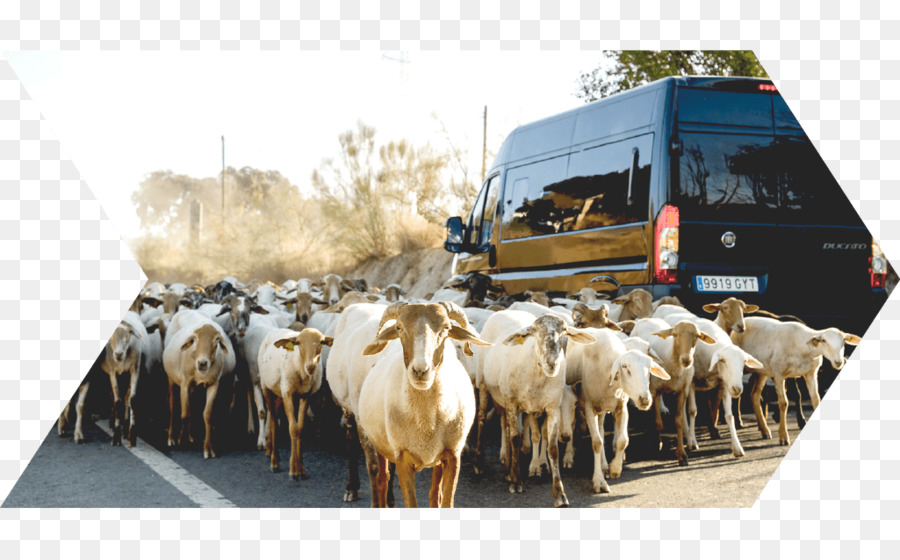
(490, 75, 776, 171)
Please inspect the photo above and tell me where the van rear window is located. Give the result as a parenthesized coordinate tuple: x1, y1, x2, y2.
(674, 133, 864, 226)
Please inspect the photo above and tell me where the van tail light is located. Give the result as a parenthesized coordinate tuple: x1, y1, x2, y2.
(871, 240, 887, 288)
(655, 204, 680, 284)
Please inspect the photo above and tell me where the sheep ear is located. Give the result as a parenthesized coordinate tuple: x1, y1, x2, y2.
(217, 306, 231, 317)
(313, 299, 328, 305)
(708, 354, 722, 374)
(449, 325, 492, 348)
(340, 279, 355, 291)
(143, 297, 163, 309)
(649, 364, 670, 380)
(743, 304, 760, 313)
(146, 323, 160, 334)
(843, 333, 861, 346)
(744, 354, 764, 369)
(502, 327, 533, 346)
(363, 328, 399, 355)
(274, 338, 299, 352)
(702, 303, 720, 313)
(366, 295, 380, 303)
(252, 305, 269, 314)
(217, 338, 229, 353)
(181, 337, 194, 351)
(617, 320, 635, 334)
(648, 348, 664, 363)
(653, 328, 675, 339)
(606, 320, 623, 332)
(321, 337, 334, 348)
(698, 332, 717, 345)
(564, 328, 597, 345)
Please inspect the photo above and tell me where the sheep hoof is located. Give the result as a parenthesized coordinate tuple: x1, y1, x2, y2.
(343, 489, 358, 502)
(733, 449, 745, 458)
(554, 495, 570, 508)
(290, 474, 300, 482)
(677, 456, 689, 467)
(563, 459, 574, 470)
(779, 439, 790, 447)
(73, 433, 84, 444)
(528, 465, 541, 478)
(708, 428, 721, 440)
(797, 418, 807, 429)
(300, 473, 309, 481)
(592, 481, 610, 494)
(689, 442, 700, 451)
(271, 465, 281, 473)
(609, 467, 622, 479)
(761, 433, 771, 440)
(508, 482, 523, 494)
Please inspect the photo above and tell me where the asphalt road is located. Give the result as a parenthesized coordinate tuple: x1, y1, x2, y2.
(2, 402, 804, 509)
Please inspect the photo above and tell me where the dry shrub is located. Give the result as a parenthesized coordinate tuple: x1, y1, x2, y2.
(393, 212, 445, 253)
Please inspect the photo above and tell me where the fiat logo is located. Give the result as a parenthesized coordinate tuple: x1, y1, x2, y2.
(721, 232, 736, 248)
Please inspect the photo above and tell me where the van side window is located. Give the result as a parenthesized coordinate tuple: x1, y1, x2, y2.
(467, 174, 502, 248)
(500, 136, 652, 241)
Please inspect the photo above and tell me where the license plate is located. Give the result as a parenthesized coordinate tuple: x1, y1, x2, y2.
(695, 276, 759, 293)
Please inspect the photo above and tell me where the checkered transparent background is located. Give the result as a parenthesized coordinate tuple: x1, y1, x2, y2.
(1, 1, 899, 557)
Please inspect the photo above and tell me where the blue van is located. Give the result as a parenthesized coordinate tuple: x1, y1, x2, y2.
(444, 76, 887, 333)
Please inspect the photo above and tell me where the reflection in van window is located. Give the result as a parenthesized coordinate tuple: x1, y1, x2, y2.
(500, 137, 652, 241)
(674, 133, 863, 226)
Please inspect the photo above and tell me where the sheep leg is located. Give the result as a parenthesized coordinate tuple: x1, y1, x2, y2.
(343, 414, 360, 502)
(687, 386, 699, 451)
(73, 381, 89, 444)
(202, 382, 219, 459)
(599, 412, 609, 476)
(127, 365, 140, 447)
(750, 374, 772, 440)
(732, 393, 744, 429)
(287, 395, 309, 481)
(246, 384, 255, 435)
(167, 381, 177, 448)
(58, 400, 70, 437)
(253, 382, 267, 450)
(787, 378, 806, 429)
(544, 409, 568, 507)
(562, 436, 575, 470)
(472, 384, 490, 475)
(803, 370, 821, 412)
(521, 413, 532, 456)
(585, 401, 609, 493)
(722, 390, 744, 458)
(609, 401, 630, 479)
(707, 391, 722, 439)
(526, 414, 544, 477)
(357, 426, 382, 508)
(265, 391, 279, 471)
(396, 451, 418, 508)
(109, 372, 124, 446)
(495, 403, 510, 472)
(439, 450, 461, 508)
(178, 383, 192, 447)
(539, 418, 551, 474)
(505, 408, 523, 494)
(430, 461, 444, 507)
(674, 391, 689, 466)
(654, 395, 665, 453)
(773, 376, 790, 446)
(374, 453, 390, 508)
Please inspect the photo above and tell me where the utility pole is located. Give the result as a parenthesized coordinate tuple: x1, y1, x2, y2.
(221, 135, 225, 217)
(481, 105, 487, 184)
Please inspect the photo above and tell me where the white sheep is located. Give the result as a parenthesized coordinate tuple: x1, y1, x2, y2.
(475, 310, 595, 507)
(162, 310, 236, 458)
(101, 311, 151, 447)
(234, 313, 281, 449)
(567, 328, 670, 492)
(357, 302, 491, 507)
(258, 327, 333, 480)
(730, 316, 860, 445)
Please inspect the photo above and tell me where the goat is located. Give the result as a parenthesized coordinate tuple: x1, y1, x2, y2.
(259, 327, 333, 480)
(357, 302, 491, 507)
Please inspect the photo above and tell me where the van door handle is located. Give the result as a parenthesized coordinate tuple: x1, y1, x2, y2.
(627, 147, 639, 206)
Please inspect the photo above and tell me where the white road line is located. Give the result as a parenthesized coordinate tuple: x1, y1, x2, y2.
(95, 423, 236, 508)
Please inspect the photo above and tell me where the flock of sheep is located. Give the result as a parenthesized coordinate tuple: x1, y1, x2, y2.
(56, 272, 861, 508)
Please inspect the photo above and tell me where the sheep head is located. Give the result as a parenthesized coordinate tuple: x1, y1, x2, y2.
(709, 346, 763, 398)
(702, 297, 759, 334)
(610, 289, 653, 321)
(218, 294, 268, 339)
(502, 315, 597, 378)
(572, 303, 621, 331)
(652, 320, 716, 369)
(274, 328, 334, 377)
(108, 322, 135, 364)
(363, 302, 491, 391)
(809, 328, 861, 370)
(181, 324, 229, 375)
(610, 350, 670, 410)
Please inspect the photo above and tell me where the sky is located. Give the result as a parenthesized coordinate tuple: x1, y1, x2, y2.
(5, 51, 606, 239)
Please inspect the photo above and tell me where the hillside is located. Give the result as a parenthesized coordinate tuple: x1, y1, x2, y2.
(348, 247, 455, 299)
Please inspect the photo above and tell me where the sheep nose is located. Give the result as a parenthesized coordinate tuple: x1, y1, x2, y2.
(300, 315, 309, 323)
(197, 360, 209, 371)
(411, 366, 429, 379)
(638, 396, 652, 409)
(681, 357, 692, 368)
(559, 434, 571, 443)
(330, 298, 339, 306)
(114, 352, 124, 361)
(306, 365, 317, 376)
(733, 324, 745, 334)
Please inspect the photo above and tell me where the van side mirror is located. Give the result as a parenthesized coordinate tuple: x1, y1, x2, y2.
(444, 216, 465, 253)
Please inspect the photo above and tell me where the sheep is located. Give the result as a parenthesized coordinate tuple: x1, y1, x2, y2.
(325, 302, 390, 503)
(234, 313, 281, 449)
(58, 377, 91, 444)
(429, 287, 470, 307)
(217, 293, 270, 339)
(729, 316, 861, 446)
(383, 284, 406, 303)
(321, 273, 352, 306)
(524, 290, 550, 307)
(475, 310, 595, 507)
(508, 301, 574, 326)
(631, 318, 716, 466)
(659, 312, 763, 457)
(162, 310, 236, 458)
(606, 289, 654, 322)
(356, 302, 491, 508)
(101, 312, 152, 447)
(253, 283, 277, 307)
(571, 303, 621, 331)
(278, 292, 328, 325)
(258, 327, 333, 480)
(567, 328, 671, 492)
(651, 295, 684, 312)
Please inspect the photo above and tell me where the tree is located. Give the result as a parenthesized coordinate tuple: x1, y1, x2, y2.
(575, 51, 769, 102)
